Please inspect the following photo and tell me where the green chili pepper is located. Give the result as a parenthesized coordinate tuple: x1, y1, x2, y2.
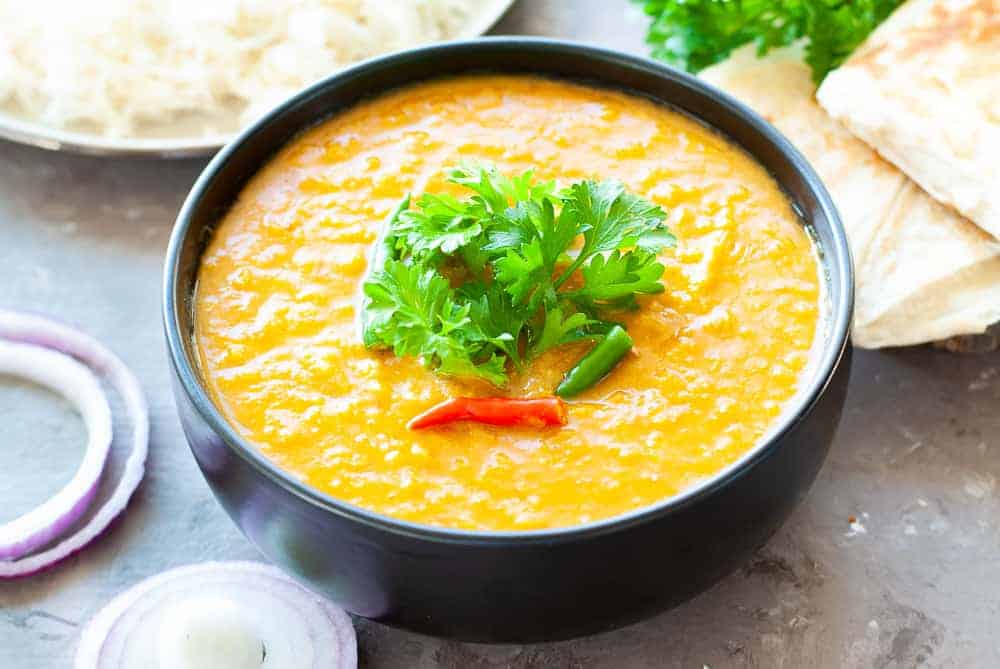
(360, 195, 409, 346)
(555, 325, 633, 398)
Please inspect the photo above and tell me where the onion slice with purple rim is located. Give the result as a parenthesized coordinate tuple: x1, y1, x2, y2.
(0, 309, 148, 578)
(0, 341, 112, 560)
(76, 561, 358, 669)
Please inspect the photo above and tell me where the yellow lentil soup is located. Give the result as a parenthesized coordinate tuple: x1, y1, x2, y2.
(194, 75, 823, 531)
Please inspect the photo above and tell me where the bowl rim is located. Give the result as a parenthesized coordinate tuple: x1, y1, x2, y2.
(163, 36, 854, 546)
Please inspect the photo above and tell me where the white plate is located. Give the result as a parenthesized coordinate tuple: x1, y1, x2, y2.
(0, 0, 517, 158)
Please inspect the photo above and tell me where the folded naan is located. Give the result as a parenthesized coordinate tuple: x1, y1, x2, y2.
(817, 0, 1000, 239)
(701, 46, 1000, 348)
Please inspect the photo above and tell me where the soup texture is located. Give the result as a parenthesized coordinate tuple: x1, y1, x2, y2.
(195, 75, 823, 531)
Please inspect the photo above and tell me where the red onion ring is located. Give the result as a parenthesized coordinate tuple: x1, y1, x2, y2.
(0, 309, 148, 578)
(0, 341, 112, 560)
(75, 561, 358, 669)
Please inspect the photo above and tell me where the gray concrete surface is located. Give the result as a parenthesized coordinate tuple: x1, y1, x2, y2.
(2, 1, 999, 666)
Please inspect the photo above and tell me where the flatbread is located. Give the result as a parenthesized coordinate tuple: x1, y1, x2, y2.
(701, 46, 1000, 348)
(817, 0, 1000, 239)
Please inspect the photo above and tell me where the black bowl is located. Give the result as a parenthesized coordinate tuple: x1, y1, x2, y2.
(163, 38, 854, 643)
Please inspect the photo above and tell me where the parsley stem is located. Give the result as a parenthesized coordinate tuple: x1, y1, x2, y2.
(553, 253, 588, 290)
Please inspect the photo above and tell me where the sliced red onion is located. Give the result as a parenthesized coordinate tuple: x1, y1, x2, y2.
(0, 341, 112, 560)
(76, 561, 358, 669)
(0, 309, 148, 578)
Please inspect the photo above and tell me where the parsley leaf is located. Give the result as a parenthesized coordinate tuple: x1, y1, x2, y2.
(571, 249, 666, 310)
(493, 238, 549, 306)
(530, 307, 595, 358)
(363, 259, 507, 385)
(361, 164, 674, 387)
(449, 163, 557, 215)
(554, 179, 674, 288)
(392, 192, 484, 260)
(633, 0, 905, 83)
(462, 281, 529, 367)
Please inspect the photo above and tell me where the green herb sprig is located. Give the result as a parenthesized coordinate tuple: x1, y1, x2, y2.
(360, 164, 675, 387)
(633, 0, 905, 83)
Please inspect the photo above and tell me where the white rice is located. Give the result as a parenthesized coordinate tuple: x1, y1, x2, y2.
(0, 0, 482, 138)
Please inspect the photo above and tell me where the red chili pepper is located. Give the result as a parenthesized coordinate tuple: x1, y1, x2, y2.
(407, 396, 568, 430)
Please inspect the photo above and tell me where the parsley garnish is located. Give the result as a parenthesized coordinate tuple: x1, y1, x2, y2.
(633, 0, 905, 83)
(360, 164, 675, 386)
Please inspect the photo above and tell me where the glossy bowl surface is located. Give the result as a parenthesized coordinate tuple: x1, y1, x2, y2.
(164, 38, 854, 642)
